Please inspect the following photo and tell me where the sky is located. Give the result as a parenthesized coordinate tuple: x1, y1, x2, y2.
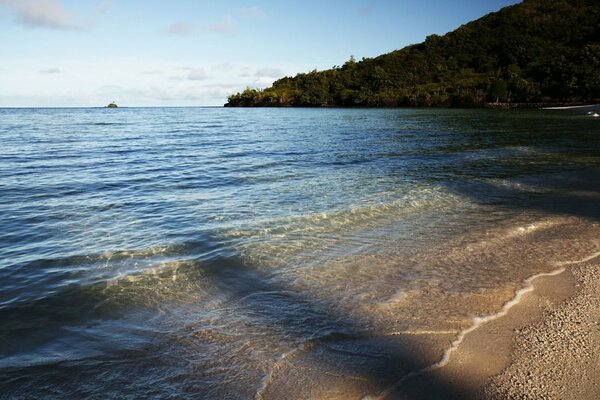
(0, 0, 521, 107)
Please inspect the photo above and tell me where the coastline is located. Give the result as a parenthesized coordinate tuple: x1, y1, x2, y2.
(482, 255, 600, 399)
(382, 253, 600, 399)
(255, 165, 600, 400)
(224, 102, 600, 109)
(483, 102, 599, 110)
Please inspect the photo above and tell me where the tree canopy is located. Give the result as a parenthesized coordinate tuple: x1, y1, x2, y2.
(226, 0, 600, 107)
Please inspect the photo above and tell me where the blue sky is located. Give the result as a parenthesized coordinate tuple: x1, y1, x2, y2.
(0, 0, 520, 107)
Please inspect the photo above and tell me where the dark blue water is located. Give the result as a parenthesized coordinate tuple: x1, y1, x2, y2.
(1, 107, 599, 399)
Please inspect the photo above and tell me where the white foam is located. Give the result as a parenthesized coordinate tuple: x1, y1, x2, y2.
(514, 224, 539, 235)
(385, 330, 456, 336)
(554, 251, 600, 266)
(374, 266, 566, 399)
(505, 219, 561, 239)
(542, 104, 600, 110)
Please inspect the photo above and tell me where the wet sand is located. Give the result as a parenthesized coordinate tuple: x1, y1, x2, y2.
(252, 203, 600, 400)
(481, 255, 600, 400)
(384, 254, 600, 400)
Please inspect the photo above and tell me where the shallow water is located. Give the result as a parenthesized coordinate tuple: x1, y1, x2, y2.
(0, 107, 599, 398)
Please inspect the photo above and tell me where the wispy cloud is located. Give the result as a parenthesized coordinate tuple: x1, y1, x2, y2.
(238, 67, 284, 81)
(203, 83, 240, 90)
(0, 0, 80, 30)
(91, 0, 110, 21)
(357, 3, 376, 16)
(239, 67, 252, 78)
(207, 15, 237, 36)
(255, 67, 284, 78)
(0, 58, 249, 106)
(186, 68, 210, 81)
(249, 67, 286, 87)
(239, 6, 266, 20)
(171, 67, 211, 81)
(167, 21, 194, 35)
(211, 62, 234, 72)
(39, 67, 61, 74)
(130, 83, 240, 104)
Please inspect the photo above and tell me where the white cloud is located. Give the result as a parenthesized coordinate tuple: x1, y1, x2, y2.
(0, 0, 80, 30)
(167, 21, 194, 35)
(236, 67, 287, 89)
(186, 68, 210, 81)
(131, 82, 244, 104)
(39, 67, 61, 73)
(255, 67, 284, 78)
(203, 83, 240, 89)
(253, 76, 278, 87)
(207, 15, 236, 36)
(239, 6, 266, 20)
(167, 67, 210, 81)
(0, 57, 309, 107)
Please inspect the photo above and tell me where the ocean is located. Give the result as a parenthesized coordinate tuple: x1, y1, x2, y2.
(1, 107, 599, 399)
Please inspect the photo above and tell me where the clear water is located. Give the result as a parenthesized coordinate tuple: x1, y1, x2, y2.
(1, 107, 599, 399)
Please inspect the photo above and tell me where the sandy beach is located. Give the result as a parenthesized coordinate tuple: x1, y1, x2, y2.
(482, 255, 600, 399)
(382, 252, 600, 400)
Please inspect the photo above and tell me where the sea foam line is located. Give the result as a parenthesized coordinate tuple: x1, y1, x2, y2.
(385, 330, 456, 336)
(371, 266, 567, 400)
(554, 251, 600, 266)
(257, 250, 600, 400)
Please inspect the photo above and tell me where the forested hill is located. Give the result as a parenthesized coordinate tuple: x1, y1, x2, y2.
(225, 0, 599, 107)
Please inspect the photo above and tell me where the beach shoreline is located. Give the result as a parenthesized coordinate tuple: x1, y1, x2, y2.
(384, 253, 600, 399)
(481, 255, 600, 399)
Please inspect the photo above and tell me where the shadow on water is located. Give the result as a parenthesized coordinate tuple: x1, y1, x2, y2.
(194, 258, 477, 399)
(444, 167, 600, 222)
(0, 251, 475, 399)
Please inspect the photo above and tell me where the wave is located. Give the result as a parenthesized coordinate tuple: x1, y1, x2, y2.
(227, 185, 464, 243)
(0, 238, 231, 312)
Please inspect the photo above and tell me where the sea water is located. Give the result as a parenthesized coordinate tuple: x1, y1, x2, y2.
(1, 107, 599, 398)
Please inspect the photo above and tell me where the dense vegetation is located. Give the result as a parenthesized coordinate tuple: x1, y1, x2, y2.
(226, 0, 600, 107)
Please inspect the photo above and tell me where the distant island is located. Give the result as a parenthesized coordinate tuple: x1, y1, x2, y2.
(106, 102, 118, 108)
(226, 0, 599, 108)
